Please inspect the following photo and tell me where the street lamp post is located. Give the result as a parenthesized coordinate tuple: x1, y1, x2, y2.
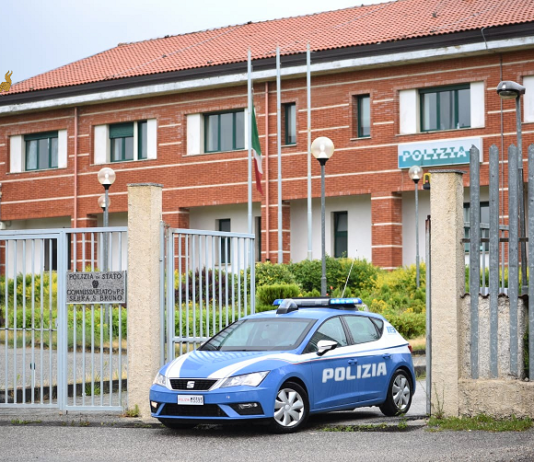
(311, 136, 335, 297)
(497, 81, 527, 293)
(97, 167, 116, 271)
(409, 165, 423, 288)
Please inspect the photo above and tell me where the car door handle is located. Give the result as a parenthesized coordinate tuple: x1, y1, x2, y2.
(382, 354, 391, 359)
(348, 359, 358, 365)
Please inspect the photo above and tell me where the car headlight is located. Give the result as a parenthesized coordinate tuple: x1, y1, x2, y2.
(219, 371, 269, 388)
(153, 372, 168, 388)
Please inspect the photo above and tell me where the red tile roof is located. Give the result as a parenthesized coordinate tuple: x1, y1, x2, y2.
(6, 0, 534, 96)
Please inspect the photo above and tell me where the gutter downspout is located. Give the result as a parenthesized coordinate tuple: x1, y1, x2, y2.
(74, 107, 78, 229)
(265, 81, 270, 261)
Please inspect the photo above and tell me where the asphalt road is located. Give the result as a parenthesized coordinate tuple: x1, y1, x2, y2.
(2, 423, 534, 462)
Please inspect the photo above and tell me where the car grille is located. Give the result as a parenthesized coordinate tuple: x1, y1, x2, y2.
(169, 379, 217, 391)
(160, 404, 228, 418)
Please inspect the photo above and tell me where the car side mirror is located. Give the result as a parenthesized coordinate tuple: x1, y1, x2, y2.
(317, 340, 338, 356)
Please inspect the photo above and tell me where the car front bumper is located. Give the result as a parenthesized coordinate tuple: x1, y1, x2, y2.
(149, 384, 275, 422)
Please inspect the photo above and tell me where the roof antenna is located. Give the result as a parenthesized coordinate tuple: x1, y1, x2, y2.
(341, 256, 356, 298)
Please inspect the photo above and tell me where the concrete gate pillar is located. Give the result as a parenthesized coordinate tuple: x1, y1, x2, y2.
(127, 183, 163, 418)
(430, 170, 465, 417)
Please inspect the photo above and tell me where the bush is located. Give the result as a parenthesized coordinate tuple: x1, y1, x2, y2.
(256, 283, 301, 307)
(383, 311, 426, 339)
(255, 261, 296, 286)
(175, 269, 229, 304)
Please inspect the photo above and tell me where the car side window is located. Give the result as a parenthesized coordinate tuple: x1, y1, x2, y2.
(304, 317, 348, 353)
(343, 316, 381, 344)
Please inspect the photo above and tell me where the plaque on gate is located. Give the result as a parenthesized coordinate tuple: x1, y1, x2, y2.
(66, 271, 127, 304)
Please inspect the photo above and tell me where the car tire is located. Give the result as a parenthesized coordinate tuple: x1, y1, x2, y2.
(268, 381, 309, 433)
(379, 369, 413, 417)
(159, 419, 197, 430)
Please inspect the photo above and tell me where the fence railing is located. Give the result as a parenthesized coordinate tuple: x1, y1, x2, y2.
(165, 228, 255, 361)
(466, 144, 534, 380)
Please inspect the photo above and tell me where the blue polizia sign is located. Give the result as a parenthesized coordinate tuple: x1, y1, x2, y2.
(398, 137, 482, 169)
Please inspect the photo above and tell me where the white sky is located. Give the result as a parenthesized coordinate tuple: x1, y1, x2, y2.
(2, 0, 387, 84)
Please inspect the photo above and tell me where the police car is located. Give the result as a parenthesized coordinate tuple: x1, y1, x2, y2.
(149, 297, 415, 433)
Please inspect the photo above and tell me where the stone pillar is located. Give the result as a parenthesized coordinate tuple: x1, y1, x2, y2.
(127, 183, 163, 418)
(430, 170, 465, 417)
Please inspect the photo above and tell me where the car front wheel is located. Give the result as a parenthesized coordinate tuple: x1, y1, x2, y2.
(268, 381, 309, 433)
(379, 369, 412, 417)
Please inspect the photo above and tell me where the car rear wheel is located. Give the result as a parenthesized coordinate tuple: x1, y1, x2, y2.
(379, 369, 412, 417)
(268, 381, 309, 433)
(159, 419, 197, 430)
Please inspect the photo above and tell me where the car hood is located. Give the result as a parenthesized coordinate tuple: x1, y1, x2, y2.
(165, 350, 298, 379)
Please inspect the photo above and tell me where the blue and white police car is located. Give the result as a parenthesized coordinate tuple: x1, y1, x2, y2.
(150, 297, 415, 433)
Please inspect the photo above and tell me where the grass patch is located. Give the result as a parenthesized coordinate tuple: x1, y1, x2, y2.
(428, 415, 533, 432)
(124, 404, 140, 418)
(11, 419, 42, 425)
(409, 336, 426, 353)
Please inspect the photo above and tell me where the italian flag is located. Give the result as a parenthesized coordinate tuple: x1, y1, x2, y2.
(251, 104, 263, 195)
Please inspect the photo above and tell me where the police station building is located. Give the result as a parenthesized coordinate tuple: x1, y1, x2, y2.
(1, 0, 534, 270)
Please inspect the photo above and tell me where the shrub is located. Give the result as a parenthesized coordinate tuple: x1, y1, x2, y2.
(255, 261, 296, 286)
(383, 311, 426, 339)
(256, 283, 301, 307)
(175, 269, 228, 304)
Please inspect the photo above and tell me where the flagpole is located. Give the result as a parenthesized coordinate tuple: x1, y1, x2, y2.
(307, 43, 312, 261)
(276, 46, 283, 264)
(247, 49, 253, 235)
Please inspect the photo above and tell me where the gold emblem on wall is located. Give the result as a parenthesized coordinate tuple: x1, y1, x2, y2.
(0, 71, 13, 92)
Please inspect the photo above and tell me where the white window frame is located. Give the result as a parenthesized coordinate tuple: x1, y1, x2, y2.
(186, 111, 248, 155)
(9, 129, 67, 173)
(399, 82, 484, 135)
(94, 119, 157, 165)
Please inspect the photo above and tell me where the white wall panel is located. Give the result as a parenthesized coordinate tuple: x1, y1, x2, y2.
(94, 124, 109, 165)
(525, 76, 534, 123)
(147, 119, 158, 160)
(9, 135, 23, 173)
(470, 81, 485, 128)
(399, 89, 418, 135)
(290, 196, 372, 263)
(58, 129, 68, 168)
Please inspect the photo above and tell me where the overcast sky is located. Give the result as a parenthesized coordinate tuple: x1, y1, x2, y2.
(2, 0, 387, 84)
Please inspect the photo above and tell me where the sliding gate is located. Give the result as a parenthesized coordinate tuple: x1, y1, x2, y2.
(0, 227, 127, 412)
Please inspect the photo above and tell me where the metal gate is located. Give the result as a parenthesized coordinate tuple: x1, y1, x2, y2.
(165, 228, 255, 361)
(0, 227, 127, 412)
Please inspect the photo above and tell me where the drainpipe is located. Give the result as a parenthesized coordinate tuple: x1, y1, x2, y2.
(74, 107, 78, 228)
(265, 82, 270, 261)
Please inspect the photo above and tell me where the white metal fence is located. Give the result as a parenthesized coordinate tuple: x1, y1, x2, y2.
(0, 227, 128, 412)
(165, 228, 255, 361)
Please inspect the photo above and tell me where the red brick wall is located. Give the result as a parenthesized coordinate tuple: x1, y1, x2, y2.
(1, 49, 533, 268)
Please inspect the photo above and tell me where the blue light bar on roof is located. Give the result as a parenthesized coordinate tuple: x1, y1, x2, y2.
(273, 299, 283, 306)
(329, 298, 362, 305)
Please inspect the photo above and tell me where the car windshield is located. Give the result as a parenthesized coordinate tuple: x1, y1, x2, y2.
(199, 318, 316, 352)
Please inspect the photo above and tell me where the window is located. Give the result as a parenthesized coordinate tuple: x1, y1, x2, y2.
(24, 131, 58, 171)
(255, 216, 262, 262)
(218, 219, 231, 264)
(109, 121, 147, 162)
(420, 85, 470, 132)
(94, 120, 155, 165)
(43, 235, 71, 271)
(356, 95, 370, 138)
(284, 103, 297, 145)
(343, 316, 381, 344)
(304, 317, 348, 353)
(463, 202, 489, 252)
(205, 111, 245, 153)
(333, 211, 348, 258)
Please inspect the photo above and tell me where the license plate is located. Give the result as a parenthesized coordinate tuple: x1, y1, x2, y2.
(178, 395, 204, 405)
